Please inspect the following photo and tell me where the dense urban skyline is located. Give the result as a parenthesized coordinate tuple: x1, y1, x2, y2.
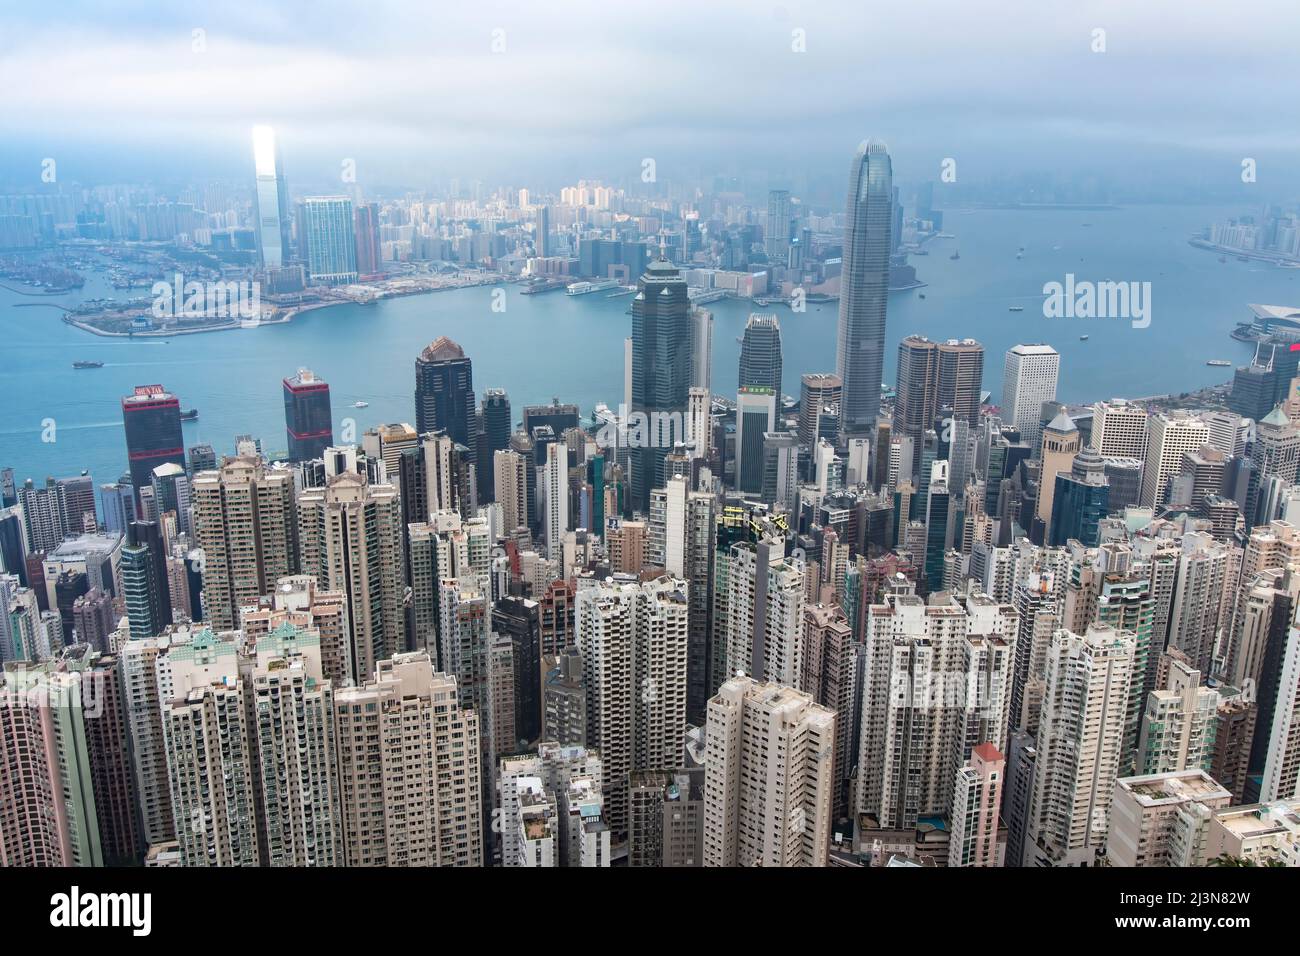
(0, 7, 1295, 925)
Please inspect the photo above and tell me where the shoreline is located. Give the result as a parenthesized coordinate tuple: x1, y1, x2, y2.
(59, 277, 506, 337)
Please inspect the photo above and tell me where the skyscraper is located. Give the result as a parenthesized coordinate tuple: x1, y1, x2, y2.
(283, 368, 334, 462)
(575, 575, 689, 836)
(1049, 446, 1110, 547)
(478, 388, 512, 503)
(703, 675, 835, 867)
(937, 338, 985, 425)
(798, 373, 842, 449)
(300, 196, 358, 285)
(1141, 412, 1210, 510)
(1026, 624, 1134, 867)
(536, 204, 551, 257)
(893, 335, 940, 454)
(297, 471, 403, 684)
(415, 337, 476, 452)
(191, 457, 297, 631)
(734, 387, 777, 495)
(251, 125, 289, 270)
(630, 256, 693, 514)
(353, 201, 381, 277)
(1034, 411, 1081, 533)
(836, 141, 893, 440)
(765, 189, 791, 259)
(121, 385, 185, 508)
(334, 653, 483, 866)
(738, 314, 783, 393)
(948, 743, 1005, 867)
(1001, 344, 1060, 452)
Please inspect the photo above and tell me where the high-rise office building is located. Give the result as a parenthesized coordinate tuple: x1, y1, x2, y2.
(738, 314, 783, 393)
(478, 388, 512, 503)
(894, 335, 940, 452)
(1141, 412, 1210, 509)
(415, 337, 476, 455)
(937, 338, 985, 425)
(251, 125, 289, 270)
(1001, 345, 1060, 453)
(1048, 446, 1110, 547)
(300, 196, 358, 285)
(1090, 399, 1149, 459)
(630, 256, 693, 513)
(703, 675, 835, 867)
(121, 520, 172, 641)
(836, 141, 893, 439)
(1034, 411, 1081, 533)
(283, 368, 334, 462)
(121, 385, 185, 508)
(798, 373, 842, 449)
(735, 387, 777, 496)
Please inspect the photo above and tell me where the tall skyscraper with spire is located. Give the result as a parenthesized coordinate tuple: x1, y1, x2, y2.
(251, 125, 289, 270)
(836, 141, 893, 442)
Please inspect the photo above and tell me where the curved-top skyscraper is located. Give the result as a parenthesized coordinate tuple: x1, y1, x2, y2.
(836, 141, 893, 441)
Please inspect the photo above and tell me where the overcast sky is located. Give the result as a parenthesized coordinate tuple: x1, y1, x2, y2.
(1, 0, 1295, 198)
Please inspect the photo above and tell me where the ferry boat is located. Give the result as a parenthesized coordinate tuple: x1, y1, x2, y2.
(565, 278, 621, 296)
(1206, 359, 1232, 367)
(180, 409, 198, 421)
(72, 360, 104, 369)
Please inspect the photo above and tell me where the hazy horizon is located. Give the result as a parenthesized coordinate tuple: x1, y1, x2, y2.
(1, 0, 1297, 201)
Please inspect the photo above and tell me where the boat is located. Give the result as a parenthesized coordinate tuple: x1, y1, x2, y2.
(352, 401, 369, 408)
(1079, 335, 1089, 341)
(1008, 306, 1024, 312)
(180, 409, 198, 421)
(950, 251, 960, 260)
(918, 293, 926, 300)
(1206, 359, 1232, 367)
(566, 278, 620, 296)
(72, 360, 104, 369)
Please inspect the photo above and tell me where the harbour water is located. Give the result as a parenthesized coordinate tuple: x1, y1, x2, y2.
(3, 203, 1298, 489)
